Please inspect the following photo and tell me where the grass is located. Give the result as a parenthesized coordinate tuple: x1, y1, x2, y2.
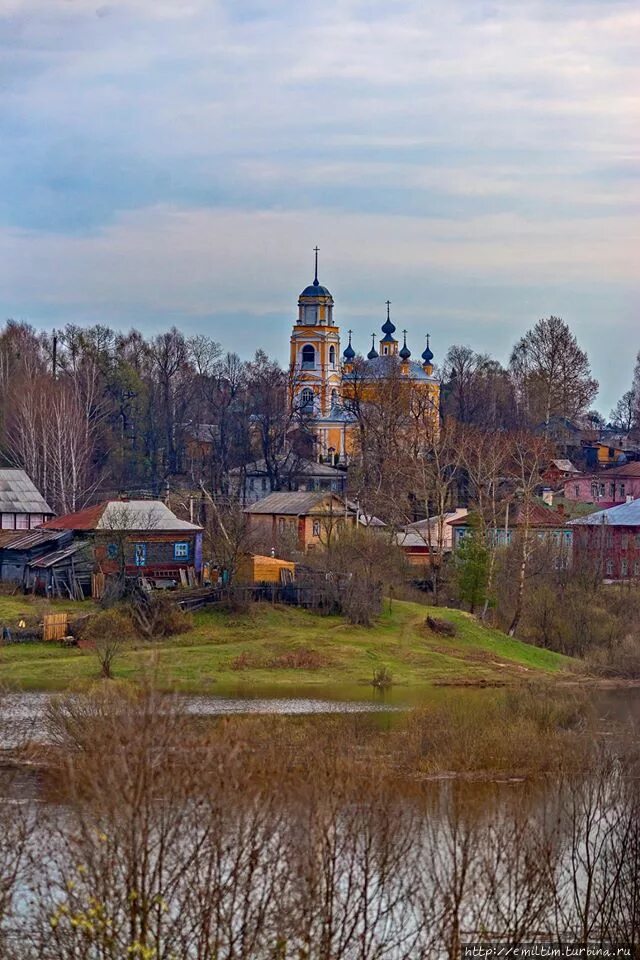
(0, 595, 575, 696)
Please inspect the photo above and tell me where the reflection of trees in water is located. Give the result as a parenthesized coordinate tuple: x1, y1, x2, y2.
(1, 690, 638, 958)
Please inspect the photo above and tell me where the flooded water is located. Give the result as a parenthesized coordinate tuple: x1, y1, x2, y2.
(0, 690, 407, 749)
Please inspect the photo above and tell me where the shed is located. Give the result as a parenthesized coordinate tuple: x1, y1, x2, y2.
(0, 529, 73, 585)
(237, 554, 296, 584)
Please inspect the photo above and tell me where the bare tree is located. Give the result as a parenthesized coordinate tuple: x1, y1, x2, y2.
(510, 316, 598, 429)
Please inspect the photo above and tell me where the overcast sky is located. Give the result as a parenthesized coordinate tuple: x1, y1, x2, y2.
(1, 0, 638, 412)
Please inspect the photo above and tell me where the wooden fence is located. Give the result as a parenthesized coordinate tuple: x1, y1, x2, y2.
(43, 613, 69, 642)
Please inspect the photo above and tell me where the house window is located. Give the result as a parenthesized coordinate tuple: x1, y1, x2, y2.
(606, 559, 614, 576)
(621, 559, 628, 577)
(329, 345, 336, 366)
(634, 562, 640, 577)
(636, 534, 640, 548)
(574, 485, 579, 497)
(278, 518, 286, 534)
(621, 484, 626, 498)
(312, 519, 321, 537)
(621, 535, 629, 550)
(174, 542, 189, 560)
(610, 483, 615, 498)
(29, 514, 43, 528)
(15, 514, 28, 529)
(133, 543, 147, 566)
(261, 478, 268, 491)
(1, 515, 13, 529)
(248, 478, 255, 492)
(599, 483, 605, 497)
(301, 345, 316, 369)
(107, 543, 119, 559)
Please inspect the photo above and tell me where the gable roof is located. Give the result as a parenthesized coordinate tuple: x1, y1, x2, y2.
(0, 528, 70, 551)
(450, 501, 567, 529)
(548, 459, 580, 474)
(245, 492, 355, 517)
(569, 499, 640, 527)
(231, 455, 344, 479)
(0, 469, 53, 515)
(43, 500, 202, 532)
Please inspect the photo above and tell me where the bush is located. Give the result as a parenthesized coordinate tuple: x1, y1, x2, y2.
(585, 635, 640, 678)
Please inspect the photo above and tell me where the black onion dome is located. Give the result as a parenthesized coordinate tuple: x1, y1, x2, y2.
(367, 345, 379, 359)
(343, 342, 355, 360)
(422, 338, 434, 364)
(399, 343, 411, 360)
(381, 317, 396, 337)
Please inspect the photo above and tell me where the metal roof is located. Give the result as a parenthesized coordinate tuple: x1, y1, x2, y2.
(343, 357, 438, 384)
(231, 455, 345, 479)
(0, 529, 69, 551)
(29, 542, 88, 568)
(44, 500, 202, 532)
(569, 499, 640, 527)
(245, 491, 355, 516)
(0, 470, 53, 515)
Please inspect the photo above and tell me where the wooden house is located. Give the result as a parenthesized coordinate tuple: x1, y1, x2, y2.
(394, 509, 468, 568)
(564, 461, 640, 508)
(43, 499, 203, 581)
(230, 454, 347, 506)
(244, 491, 358, 552)
(450, 501, 573, 565)
(0, 469, 53, 531)
(569, 499, 640, 580)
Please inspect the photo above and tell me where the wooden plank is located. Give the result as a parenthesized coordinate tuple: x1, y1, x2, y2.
(43, 613, 69, 642)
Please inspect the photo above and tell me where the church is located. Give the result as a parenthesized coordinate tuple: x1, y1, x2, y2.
(289, 251, 440, 464)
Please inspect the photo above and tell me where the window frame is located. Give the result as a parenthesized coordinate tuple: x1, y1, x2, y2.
(174, 542, 189, 561)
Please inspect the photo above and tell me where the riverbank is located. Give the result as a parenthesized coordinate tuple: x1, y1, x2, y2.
(0, 597, 574, 695)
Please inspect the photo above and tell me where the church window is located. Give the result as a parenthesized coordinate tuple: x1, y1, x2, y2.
(329, 345, 336, 366)
(305, 305, 317, 324)
(383, 346, 388, 355)
(331, 388, 338, 407)
(300, 388, 314, 412)
(301, 345, 315, 369)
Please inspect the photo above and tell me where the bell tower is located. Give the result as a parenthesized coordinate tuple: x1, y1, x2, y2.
(289, 248, 341, 418)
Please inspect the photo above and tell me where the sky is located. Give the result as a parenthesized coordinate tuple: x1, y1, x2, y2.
(0, 0, 638, 414)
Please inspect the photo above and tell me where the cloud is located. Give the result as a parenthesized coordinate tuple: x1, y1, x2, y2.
(0, 0, 638, 409)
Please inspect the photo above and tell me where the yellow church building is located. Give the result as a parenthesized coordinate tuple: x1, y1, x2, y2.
(289, 251, 440, 464)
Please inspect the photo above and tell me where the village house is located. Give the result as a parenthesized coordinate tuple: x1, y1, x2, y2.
(394, 509, 468, 568)
(569, 500, 640, 581)
(0, 469, 54, 532)
(541, 458, 581, 488)
(563, 461, 640, 509)
(43, 499, 203, 583)
(450, 501, 573, 563)
(244, 491, 358, 552)
(230, 454, 347, 506)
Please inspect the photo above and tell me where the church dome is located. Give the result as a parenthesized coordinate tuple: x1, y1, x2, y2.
(300, 281, 332, 298)
(343, 331, 355, 360)
(422, 335, 434, 364)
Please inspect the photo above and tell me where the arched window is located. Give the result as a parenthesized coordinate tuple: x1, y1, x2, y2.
(301, 345, 315, 369)
(300, 388, 315, 412)
(329, 345, 336, 366)
(331, 388, 339, 407)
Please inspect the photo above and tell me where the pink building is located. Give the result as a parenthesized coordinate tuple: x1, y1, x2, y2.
(564, 461, 640, 508)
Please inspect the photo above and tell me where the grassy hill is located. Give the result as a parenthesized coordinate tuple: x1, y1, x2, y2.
(0, 595, 575, 697)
